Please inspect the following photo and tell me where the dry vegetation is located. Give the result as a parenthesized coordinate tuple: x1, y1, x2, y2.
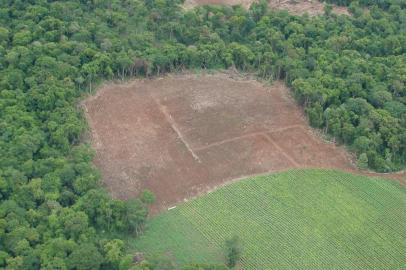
(269, 0, 349, 16)
(184, 0, 349, 16)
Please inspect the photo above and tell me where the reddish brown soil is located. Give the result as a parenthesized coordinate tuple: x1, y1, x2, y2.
(83, 72, 405, 214)
(184, 0, 349, 16)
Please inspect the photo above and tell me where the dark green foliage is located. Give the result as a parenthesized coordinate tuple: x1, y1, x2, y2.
(224, 236, 241, 268)
(68, 243, 103, 270)
(182, 264, 229, 270)
(0, 1, 153, 269)
(140, 190, 156, 205)
(1, 0, 406, 269)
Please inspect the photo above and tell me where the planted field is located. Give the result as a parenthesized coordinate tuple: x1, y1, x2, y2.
(132, 169, 406, 269)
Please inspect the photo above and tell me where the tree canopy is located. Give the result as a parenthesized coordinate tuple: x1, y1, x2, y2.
(1, 0, 406, 269)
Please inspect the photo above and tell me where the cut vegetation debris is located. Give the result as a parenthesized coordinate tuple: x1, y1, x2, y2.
(132, 169, 406, 269)
(184, 0, 350, 16)
(83, 73, 406, 214)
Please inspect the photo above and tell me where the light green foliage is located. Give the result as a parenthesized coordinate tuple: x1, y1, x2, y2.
(133, 170, 406, 269)
(2, 0, 406, 268)
(140, 190, 156, 205)
(104, 239, 125, 267)
(132, 211, 220, 266)
(357, 153, 369, 169)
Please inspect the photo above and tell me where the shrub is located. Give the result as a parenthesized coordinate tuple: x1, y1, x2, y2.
(224, 236, 241, 268)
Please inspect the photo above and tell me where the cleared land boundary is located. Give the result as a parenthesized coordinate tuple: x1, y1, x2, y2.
(83, 72, 405, 213)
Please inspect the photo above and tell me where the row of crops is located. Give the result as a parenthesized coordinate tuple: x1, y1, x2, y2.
(132, 169, 406, 269)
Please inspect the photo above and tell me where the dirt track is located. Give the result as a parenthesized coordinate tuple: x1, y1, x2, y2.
(83, 72, 405, 213)
(184, 0, 349, 16)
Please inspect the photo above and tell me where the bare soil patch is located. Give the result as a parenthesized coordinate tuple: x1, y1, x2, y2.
(83, 72, 405, 213)
(269, 0, 349, 16)
(184, 0, 350, 16)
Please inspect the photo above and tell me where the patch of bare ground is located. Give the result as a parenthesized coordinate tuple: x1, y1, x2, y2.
(83, 72, 405, 214)
(269, 0, 349, 16)
(184, 0, 350, 16)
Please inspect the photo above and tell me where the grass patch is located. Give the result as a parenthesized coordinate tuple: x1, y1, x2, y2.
(130, 169, 406, 269)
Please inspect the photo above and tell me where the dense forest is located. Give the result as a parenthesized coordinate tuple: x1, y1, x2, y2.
(0, 0, 405, 269)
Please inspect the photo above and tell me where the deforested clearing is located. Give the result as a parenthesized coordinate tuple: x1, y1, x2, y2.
(83, 73, 405, 214)
(184, 0, 350, 16)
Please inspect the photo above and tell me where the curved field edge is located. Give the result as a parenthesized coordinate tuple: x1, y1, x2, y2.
(130, 169, 406, 269)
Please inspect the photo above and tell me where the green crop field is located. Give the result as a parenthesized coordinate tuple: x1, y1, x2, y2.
(131, 170, 406, 269)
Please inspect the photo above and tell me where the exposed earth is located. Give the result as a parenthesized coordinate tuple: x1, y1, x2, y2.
(83, 72, 406, 213)
(184, 0, 350, 16)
